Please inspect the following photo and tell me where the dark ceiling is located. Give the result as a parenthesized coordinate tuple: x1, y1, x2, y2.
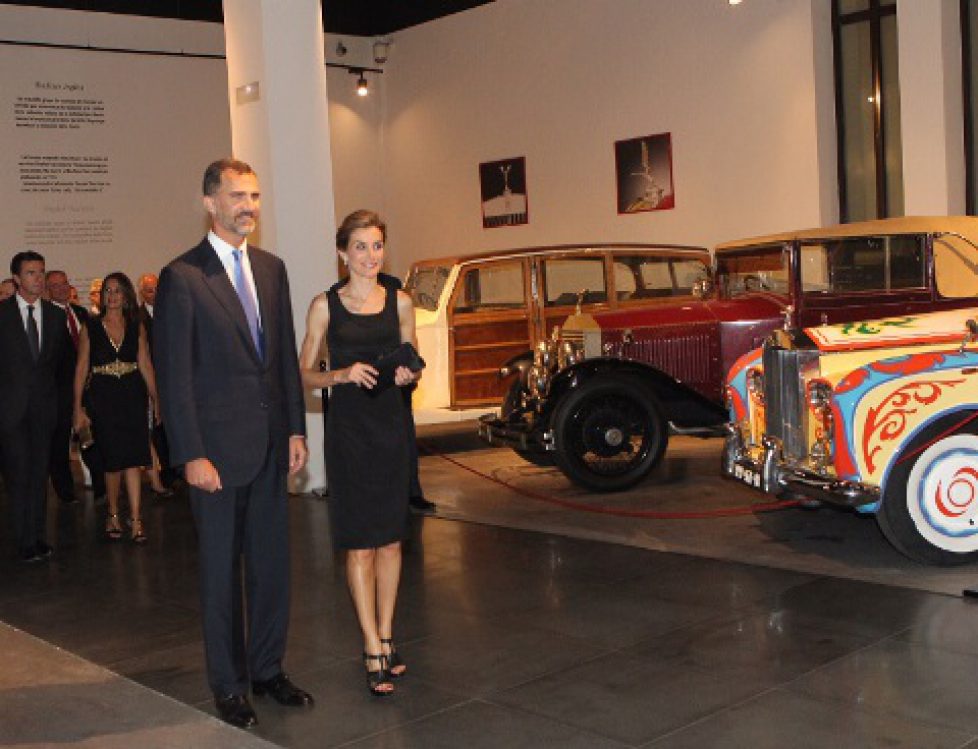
(0, 1, 493, 36)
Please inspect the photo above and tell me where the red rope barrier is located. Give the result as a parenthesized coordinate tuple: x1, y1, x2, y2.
(423, 445, 801, 520)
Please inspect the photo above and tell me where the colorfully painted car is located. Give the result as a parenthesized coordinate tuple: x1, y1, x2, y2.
(402, 244, 711, 412)
(480, 217, 978, 492)
(723, 305, 978, 565)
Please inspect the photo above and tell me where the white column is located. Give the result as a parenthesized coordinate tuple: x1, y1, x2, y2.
(897, 0, 965, 215)
(222, 0, 337, 491)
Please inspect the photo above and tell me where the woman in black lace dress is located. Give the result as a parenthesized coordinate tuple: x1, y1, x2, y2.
(73, 272, 159, 543)
(299, 210, 420, 696)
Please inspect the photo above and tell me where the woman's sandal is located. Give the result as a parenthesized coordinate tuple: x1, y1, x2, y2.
(363, 653, 394, 696)
(130, 517, 147, 545)
(381, 638, 406, 678)
(105, 513, 122, 541)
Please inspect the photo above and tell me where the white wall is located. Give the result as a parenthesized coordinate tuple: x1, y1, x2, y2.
(0, 5, 386, 288)
(381, 0, 834, 276)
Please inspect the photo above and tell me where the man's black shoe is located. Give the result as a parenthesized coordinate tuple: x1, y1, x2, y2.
(34, 542, 53, 560)
(409, 495, 436, 515)
(251, 673, 314, 706)
(60, 494, 79, 505)
(18, 547, 40, 563)
(214, 694, 258, 728)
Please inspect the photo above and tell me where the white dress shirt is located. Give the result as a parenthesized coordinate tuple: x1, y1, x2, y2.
(207, 230, 263, 328)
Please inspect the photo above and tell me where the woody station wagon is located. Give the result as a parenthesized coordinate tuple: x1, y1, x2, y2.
(403, 244, 711, 412)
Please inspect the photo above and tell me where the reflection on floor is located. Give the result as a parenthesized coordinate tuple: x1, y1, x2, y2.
(3, 430, 978, 746)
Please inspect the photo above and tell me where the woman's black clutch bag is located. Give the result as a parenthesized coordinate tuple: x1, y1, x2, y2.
(371, 342, 425, 392)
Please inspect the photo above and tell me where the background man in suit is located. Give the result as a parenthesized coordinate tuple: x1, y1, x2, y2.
(154, 159, 311, 729)
(0, 252, 69, 562)
(45, 269, 105, 504)
(0, 277, 15, 301)
(45, 269, 90, 505)
(138, 272, 175, 493)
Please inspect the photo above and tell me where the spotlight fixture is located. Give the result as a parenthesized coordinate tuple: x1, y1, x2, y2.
(354, 70, 369, 97)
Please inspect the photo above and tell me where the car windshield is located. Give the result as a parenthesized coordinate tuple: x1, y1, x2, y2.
(404, 264, 451, 311)
(716, 245, 790, 298)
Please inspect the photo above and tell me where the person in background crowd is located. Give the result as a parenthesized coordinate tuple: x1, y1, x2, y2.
(137, 272, 174, 496)
(0, 277, 16, 302)
(73, 273, 158, 544)
(45, 270, 90, 505)
(87, 277, 102, 316)
(299, 209, 419, 696)
(68, 285, 80, 305)
(0, 251, 70, 562)
(154, 158, 312, 729)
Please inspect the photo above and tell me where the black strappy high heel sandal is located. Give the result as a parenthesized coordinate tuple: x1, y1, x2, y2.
(363, 653, 394, 696)
(381, 638, 406, 678)
(105, 513, 122, 541)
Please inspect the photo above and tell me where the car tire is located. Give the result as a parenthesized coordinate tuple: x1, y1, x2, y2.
(551, 374, 667, 492)
(877, 414, 978, 566)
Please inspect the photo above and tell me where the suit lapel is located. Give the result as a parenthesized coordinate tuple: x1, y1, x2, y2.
(196, 239, 263, 366)
(3, 296, 37, 364)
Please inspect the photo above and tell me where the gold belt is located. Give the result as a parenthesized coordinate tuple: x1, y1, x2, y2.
(91, 359, 139, 378)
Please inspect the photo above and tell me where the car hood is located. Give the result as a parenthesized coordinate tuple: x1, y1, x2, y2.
(805, 307, 978, 352)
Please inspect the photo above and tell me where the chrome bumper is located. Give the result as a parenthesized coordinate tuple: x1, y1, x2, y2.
(721, 426, 879, 507)
(477, 414, 554, 453)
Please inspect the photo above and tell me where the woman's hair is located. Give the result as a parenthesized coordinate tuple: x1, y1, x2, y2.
(336, 209, 387, 251)
(99, 272, 139, 325)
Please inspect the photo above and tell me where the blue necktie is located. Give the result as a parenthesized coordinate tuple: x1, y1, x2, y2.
(231, 249, 264, 360)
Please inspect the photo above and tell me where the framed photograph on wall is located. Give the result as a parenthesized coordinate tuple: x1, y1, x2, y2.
(614, 132, 675, 214)
(479, 156, 528, 228)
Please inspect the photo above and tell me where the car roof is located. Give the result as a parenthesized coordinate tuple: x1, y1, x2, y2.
(409, 243, 709, 268)
(716, 216, 978, 252)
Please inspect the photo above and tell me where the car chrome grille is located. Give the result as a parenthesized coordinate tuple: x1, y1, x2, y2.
(762, 344, 817, 461)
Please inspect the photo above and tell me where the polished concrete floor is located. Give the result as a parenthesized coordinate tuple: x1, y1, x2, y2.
(5, 430, 978, 747)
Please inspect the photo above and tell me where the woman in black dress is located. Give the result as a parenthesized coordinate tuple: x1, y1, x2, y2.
(73, 272, 159, 544)
(299, 210, 420, 696)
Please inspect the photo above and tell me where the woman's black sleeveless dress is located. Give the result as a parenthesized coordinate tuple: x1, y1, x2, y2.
(86, 316, 151, 471)
(325, 286, 410, 549)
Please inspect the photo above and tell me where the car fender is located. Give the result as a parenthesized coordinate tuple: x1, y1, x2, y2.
(543, 358, 728, 428)
(827, 348, 978, 487)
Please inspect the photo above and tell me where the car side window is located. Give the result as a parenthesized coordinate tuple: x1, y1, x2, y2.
(452, 261, 525, 313)
(543, 257, 607, 307)
(934, 235, 978, 298)
(801, 235, 925, 293)
(613, 255, 706, 300)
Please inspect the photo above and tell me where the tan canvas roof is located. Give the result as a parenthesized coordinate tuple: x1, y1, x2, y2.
(716, 216, 978, 252)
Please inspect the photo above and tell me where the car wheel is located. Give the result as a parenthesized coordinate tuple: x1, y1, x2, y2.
(552, 375, 667, 492)
(878, 416, 978, 566)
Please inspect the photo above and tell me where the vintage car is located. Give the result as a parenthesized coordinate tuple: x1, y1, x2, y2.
(403, 244, 711, 411)
(723, 305, 978, 566)
(479, 217, 978, 492)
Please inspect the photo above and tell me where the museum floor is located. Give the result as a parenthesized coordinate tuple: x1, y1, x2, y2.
(5, 426, 978, 748)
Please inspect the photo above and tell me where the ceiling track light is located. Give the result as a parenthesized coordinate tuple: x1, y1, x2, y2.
(324, 62, 383, 98)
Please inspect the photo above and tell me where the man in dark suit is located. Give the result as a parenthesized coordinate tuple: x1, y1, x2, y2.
(44, 269, 89, 505)
(138, 272, 176, 492)
(0, 251, 69, 562)
(154, 159, 311, 729)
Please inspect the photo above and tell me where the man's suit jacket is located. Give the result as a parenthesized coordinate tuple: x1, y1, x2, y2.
(57, 303, 88, 400)
(139, 303, 153, 351)
(0, 296, 69, 433)
(154, 237, 305, 487)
